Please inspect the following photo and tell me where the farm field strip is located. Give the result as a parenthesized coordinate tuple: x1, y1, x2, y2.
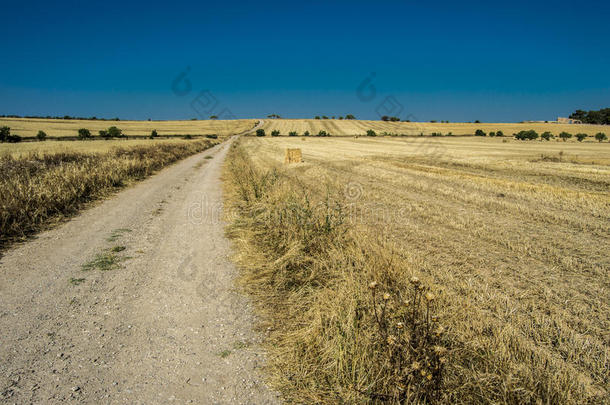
(0, 117, 256, 138)
(259, 118, 609, 136)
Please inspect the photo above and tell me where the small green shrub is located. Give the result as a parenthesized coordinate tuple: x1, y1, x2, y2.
(559, 132, 572, 141)
(271, 130, 280, 137)
(594, 132, 607, 142)
(541, 131, 553, 141)
(0, 126, 10, 142)
(575, 133, 587, 142)
(107, 126, 122, 138)
(366, 129, 377, 137)
(474, 129, 486, 136)
(256, 129, 266, 137)
(78, 128, 92, 139)
(288, 131, 298, 137)
(36, 130, 47, 141)
(303, 130, 310, 136)
(150, 129, 158, 139)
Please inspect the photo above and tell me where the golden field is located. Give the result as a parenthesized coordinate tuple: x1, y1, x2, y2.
(224, 136, 609, 403)
(0, 138, 205, 158)
(0, 117, 255, 138)
(259, 118, 609, 137)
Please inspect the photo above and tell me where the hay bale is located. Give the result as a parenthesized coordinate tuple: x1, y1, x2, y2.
(284, 148, 302, 164)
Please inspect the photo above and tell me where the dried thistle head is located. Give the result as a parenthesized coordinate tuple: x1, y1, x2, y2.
(425, 292, 436, 301)
(433, 345, 447, 356)
(409, 276, 420, 286)
(396, 322, 404, 329)
(386, 335, 397, 345)
(368, 281, 378, 290)
(382, 293, 390, 301)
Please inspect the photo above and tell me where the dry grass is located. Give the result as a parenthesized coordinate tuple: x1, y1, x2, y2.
(259, 119, 609, 137)
(0, 139, 216, 247)
(223, 136, 609, 404)
(0, 117, 255, 138)
(0, 138, 201, 158)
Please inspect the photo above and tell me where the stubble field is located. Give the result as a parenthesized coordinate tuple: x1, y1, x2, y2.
(259, 118, 609, 137)
(224, 136, 609, 403)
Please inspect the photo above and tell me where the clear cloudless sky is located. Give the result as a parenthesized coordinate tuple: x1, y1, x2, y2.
(1, 0, 609, 122)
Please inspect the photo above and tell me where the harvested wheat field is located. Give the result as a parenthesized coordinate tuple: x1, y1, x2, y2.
(224, 136, 610, 403)
(0, 117, 255, 138)
(259, 118, 609, 137)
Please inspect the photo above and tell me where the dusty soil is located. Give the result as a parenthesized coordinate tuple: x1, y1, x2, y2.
(0, 135, 278, 403)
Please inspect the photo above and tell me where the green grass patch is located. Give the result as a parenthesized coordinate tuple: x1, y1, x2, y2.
(69, 277, 86, 285)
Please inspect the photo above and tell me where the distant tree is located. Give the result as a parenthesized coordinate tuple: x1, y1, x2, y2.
(267, 114, 281, 119)
(575, 133, 587, 142)
(332, 116, 335, 119)
(150, 129, 158, 139)
(514, 130, 538, 140)
(317, 130, 328, 137)
(107, 126, 123, 138)
(489, 131, 496, 137)
(78, 128, 92, 139)
(389, 116, 400, 122)
(474, 129, 486, 136)
(209, 115, 218, 119)
(36, 130, 47, 141)
(541, 131, 553, 141)
(314, 116, 320, 120)
(0, 126, 10, 142)
(338, 116, 344, 120)
(256, 129, 266, 137)
(303, 130, 310, 136)
(271, 130, 280, 137)
(366, 129, 377, 137)
(322, 116, 329, 119)
(288, 131, 298, 136)
(99, 130, 109, 139)
(559, 132, 572, 141)
(345, 114, 356, 120)
(474, 120, 481, 123)
(496, 130, 504, 137)
(595, 132, 607, 142)
(381, 116, 389, 121)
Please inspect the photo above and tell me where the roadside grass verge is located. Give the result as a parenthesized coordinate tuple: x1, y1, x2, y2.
(224, 142, 449, 403)
(0, 140, 216, 248)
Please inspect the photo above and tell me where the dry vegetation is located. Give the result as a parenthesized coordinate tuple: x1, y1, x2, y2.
(0, 139, 216, 247)
(0, 117, 255, 138)
(223, 136, 609, 403)
(259, 119, 609, 137)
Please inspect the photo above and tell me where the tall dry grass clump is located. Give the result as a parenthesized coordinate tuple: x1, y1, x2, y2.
(224, 142, 450, 403)
(0, 140, 216, 247)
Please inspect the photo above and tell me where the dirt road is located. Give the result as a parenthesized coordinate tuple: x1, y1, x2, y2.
(0, 133, 278, 403)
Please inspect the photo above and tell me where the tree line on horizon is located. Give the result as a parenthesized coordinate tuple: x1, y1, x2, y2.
(569, 108, 610, 125)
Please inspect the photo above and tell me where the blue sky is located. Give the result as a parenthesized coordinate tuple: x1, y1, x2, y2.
(1, 0, 608, 122)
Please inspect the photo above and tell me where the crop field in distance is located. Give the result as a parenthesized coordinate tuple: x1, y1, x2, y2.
(0, 117, 255, 138)
(225, 135, 609, 403)
(259, 118, 609, 136)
